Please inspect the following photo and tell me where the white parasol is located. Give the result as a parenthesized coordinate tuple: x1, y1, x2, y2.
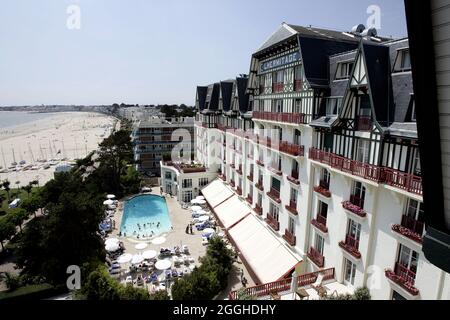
(196, 199, 206, 205)
(151, 236, 166, 245)
(190, 199, 200, 204)
(142, 250, 157, 260)
(198, 215, 209, 222)
(196, 196, 205, 200)
(106, 194, 116, 199)
(105, 238, 119, 246)
(117, 253, 132, 264)
(155, 259, 172, 270)
(191, 205, 202, 211)
(103, 199, 114, 206)
(131, 254, 144, 265)
(134, 243, 148, 250)
(105, 242, 120, 252)
(202, 228, 215, 235)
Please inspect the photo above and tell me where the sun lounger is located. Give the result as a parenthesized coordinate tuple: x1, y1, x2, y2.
(311, 273, 327, 297)
(182, 245, 189, 254)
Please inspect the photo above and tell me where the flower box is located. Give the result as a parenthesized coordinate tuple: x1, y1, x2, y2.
(342, 201, 367, 218)
(314, 185, 331, 198)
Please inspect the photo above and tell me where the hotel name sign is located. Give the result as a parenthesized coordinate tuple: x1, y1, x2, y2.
(260, 52, 301, 72)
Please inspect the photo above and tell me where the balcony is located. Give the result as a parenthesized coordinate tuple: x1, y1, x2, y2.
(392, 215, 425, 244)
(230, 180, 235, 187)
(338, 235, 361, 259)
(282, 229, 296, 246)
(314, 180, 331, 198)
(253, 111, 306, 125)
(228, 268, 335, 300)
(247, 174, 254, 182)
(309, 148, 423, 195)
(279, 141, 305, 157)
(307, 247, 325, 268)
(255, 180, 264, 191)
(287, 170, 300, 185)
(267, 188, 281, 203)
(294, 79, 303, 92)
(236, 186, 242, 196)
(385, 263, 419, 296)
(230, 163, 235, 169)
(217, 123, 230, 132)
(247, 153, 254, 160)
(236, 165, 243, 175)
(268, 163, 282, 176)
(254, 204, 262, 215)
(236, 148, 243, 155)
(311, 214, 328, 233)
(256, 159, 265, 167)
(265, 213, 280, 231)
(246, 194, 253, 204)
(163, 161, 206, 173)
(272, 82, 284, 93)
(285, 199, 298, 215)
(356, 115, 372, 131)
(342, 195, 367, 218)
(219, 174, 226, 181)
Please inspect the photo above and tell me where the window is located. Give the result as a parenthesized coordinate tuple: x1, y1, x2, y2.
(272, 99, 283, 113)
(325, 97, 342, 116)
(293, 99, 302, 113)
(182, 190, 193, 203)
(269, 202, 279, 220)
(164, 171, 172, 180)
(321, 168, 330, 189)
(336, 61, 354, 79)
(292, 159, 299, 174)
(344, 258, 356, 285)
(294, 65, 303, 81)
(271, 177, 281, 192)
(406, 198, 425, 222)
(199, 178, 209, 187)
(411, 99, 416, 122)
(290, 188, 298, 204)
(294, 129, 301, 145)
(288, 216, 295, 234)
(347, 219, 361, 244)
(356, 139, 370, 163)
(397, 244, 418, 275)
(182, 179, 192, 188)
(352, 181, 366, 209)
(412, 149, 421, 176)
(314, 233, 325, 254)
(395, 49, 411, 72)
(257, 193, 263, 207)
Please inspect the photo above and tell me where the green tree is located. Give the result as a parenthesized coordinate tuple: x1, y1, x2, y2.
(2, 180, 11, 201)
(8, 208, 29, 232)
(0, 217, 16, 251)
(21, 193, 42, 218)
(0, 272, 21, 291)
(21, 183, 33, 198)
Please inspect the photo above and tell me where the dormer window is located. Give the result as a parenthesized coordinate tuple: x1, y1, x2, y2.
(335, 61, 354, 80)
(411, 99, 416, 122)
(325, 97, 342, 116)
(394, 49, 411, 72)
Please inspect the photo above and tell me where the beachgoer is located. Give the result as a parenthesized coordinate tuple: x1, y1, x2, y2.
(185, 225, 189, 234)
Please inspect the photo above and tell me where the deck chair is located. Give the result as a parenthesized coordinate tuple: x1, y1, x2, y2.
(311, 273, 327, 296)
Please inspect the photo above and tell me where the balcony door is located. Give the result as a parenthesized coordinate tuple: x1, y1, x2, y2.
(288, 216, 295, 235)
(397, 244, 418, 279)
(352, 181, 366, 209)
(314, 233, 324, 255)
(356, 139, 370, 163)
(346, 219, 361, 246)
(294, 129, 301, 145)
(293, 99, 302, 114)
(269, 202, 279, 221)
(343, 258, 356, 286)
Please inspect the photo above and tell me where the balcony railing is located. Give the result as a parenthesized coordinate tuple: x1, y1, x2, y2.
(311, 214, 328, 233)
(236, 165, 243, 175)
(279, 141, 305, 157)
(391, 215, 425, 244)
(247, 153, 254, 159)
(307, 247, 325, 268)
(246, 194, 253, 204)
(385, 263, 419, 296)
(256, 159, 265, 167)
(163, 161, 206, 173)
(230, 180, 235, 187)
(314, 183, 331, 198)
(294, 79, 303, 92)
(272, 82, 284, 93)
(217, 123, 230, 132)
(230, 163, 235, 169)
(255, 180, 264, 191)
(338, 234, 361, 259)
(287, 170, 300, 184)
(247, 174, 254, 182)
(267, 188, 281, 203)
(269, 163, 282, 176)
(254, 204, 262, 215)
(342, 196, 367, 218)
(236, 186, 242, 196)
(219, 174, 226, 181)
(228, 268, 335, 300)
(252, 111, 306, 125)
(285, 199, 298, 215)
(356, 115, 372, 131)
(283, 229, 296, 246)
(265, 213, 280, 231)
(309, 148, 423, 195)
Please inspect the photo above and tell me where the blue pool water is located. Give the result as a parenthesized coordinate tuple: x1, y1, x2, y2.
(121, 195, 171, 238)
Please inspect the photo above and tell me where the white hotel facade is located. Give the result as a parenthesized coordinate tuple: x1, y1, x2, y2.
(162, 23, 450, 300)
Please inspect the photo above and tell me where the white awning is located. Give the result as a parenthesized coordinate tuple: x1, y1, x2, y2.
(228, 214, 301, 284)
(201, 179, 234, 208)
(214, 195, 251, 229)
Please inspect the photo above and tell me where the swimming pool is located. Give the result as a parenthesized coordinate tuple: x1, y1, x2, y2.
(120, 195, 171, 239)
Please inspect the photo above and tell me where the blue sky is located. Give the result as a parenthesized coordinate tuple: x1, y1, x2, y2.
(0, 0, 407, 106)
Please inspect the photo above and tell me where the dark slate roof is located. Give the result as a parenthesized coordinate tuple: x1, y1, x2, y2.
(196, 86, 207, 110)
(236, 76, 250, 112)
(299, 36, 359, 88)
(205, 83, 220, 110)
(309, 115, 339, 128)
(219, 81, 234, 111)
(361, 42, 394, 126)
(384, 122, 417, 139)
(329, 51, 357, 97)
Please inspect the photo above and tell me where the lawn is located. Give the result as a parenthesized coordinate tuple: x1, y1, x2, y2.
(0, 187, 40, 214)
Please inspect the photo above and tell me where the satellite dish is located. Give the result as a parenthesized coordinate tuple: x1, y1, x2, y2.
(351, 24, 366, 34)
(361, 28, 377, 37)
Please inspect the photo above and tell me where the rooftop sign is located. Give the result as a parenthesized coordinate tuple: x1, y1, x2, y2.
(260, 51, 301, 72)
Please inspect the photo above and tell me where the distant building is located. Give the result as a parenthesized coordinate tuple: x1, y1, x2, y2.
(132, 117, 194, 177)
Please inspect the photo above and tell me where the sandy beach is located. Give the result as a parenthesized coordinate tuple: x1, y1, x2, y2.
(0, 112, 117, 187)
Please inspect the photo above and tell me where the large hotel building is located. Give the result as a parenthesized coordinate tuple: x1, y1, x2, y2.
(160, 23, 450, 300)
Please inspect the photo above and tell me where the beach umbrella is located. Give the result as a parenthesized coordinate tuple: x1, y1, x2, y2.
(198, 215, 209, 222)
(195, 209, 207, 215)
(142, 250, 157, 260)
(131, 254, 144, 265)
(196, 196, 205, 200)
(117, 253, 132, 264)
(191, 205, 202, 211)
(202, 228, 215, 235)
(152, 236, 166, 245)
(103, 199, 114, 206)
(134, 243, 148, 250)
(106, 194, 116, 199)
(105, 238, 119, 246)
(105, 242, 120, 252)
(155, 259, 172, 270)
(196, 199, 206, 205)
(190, 199, 200, 204)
